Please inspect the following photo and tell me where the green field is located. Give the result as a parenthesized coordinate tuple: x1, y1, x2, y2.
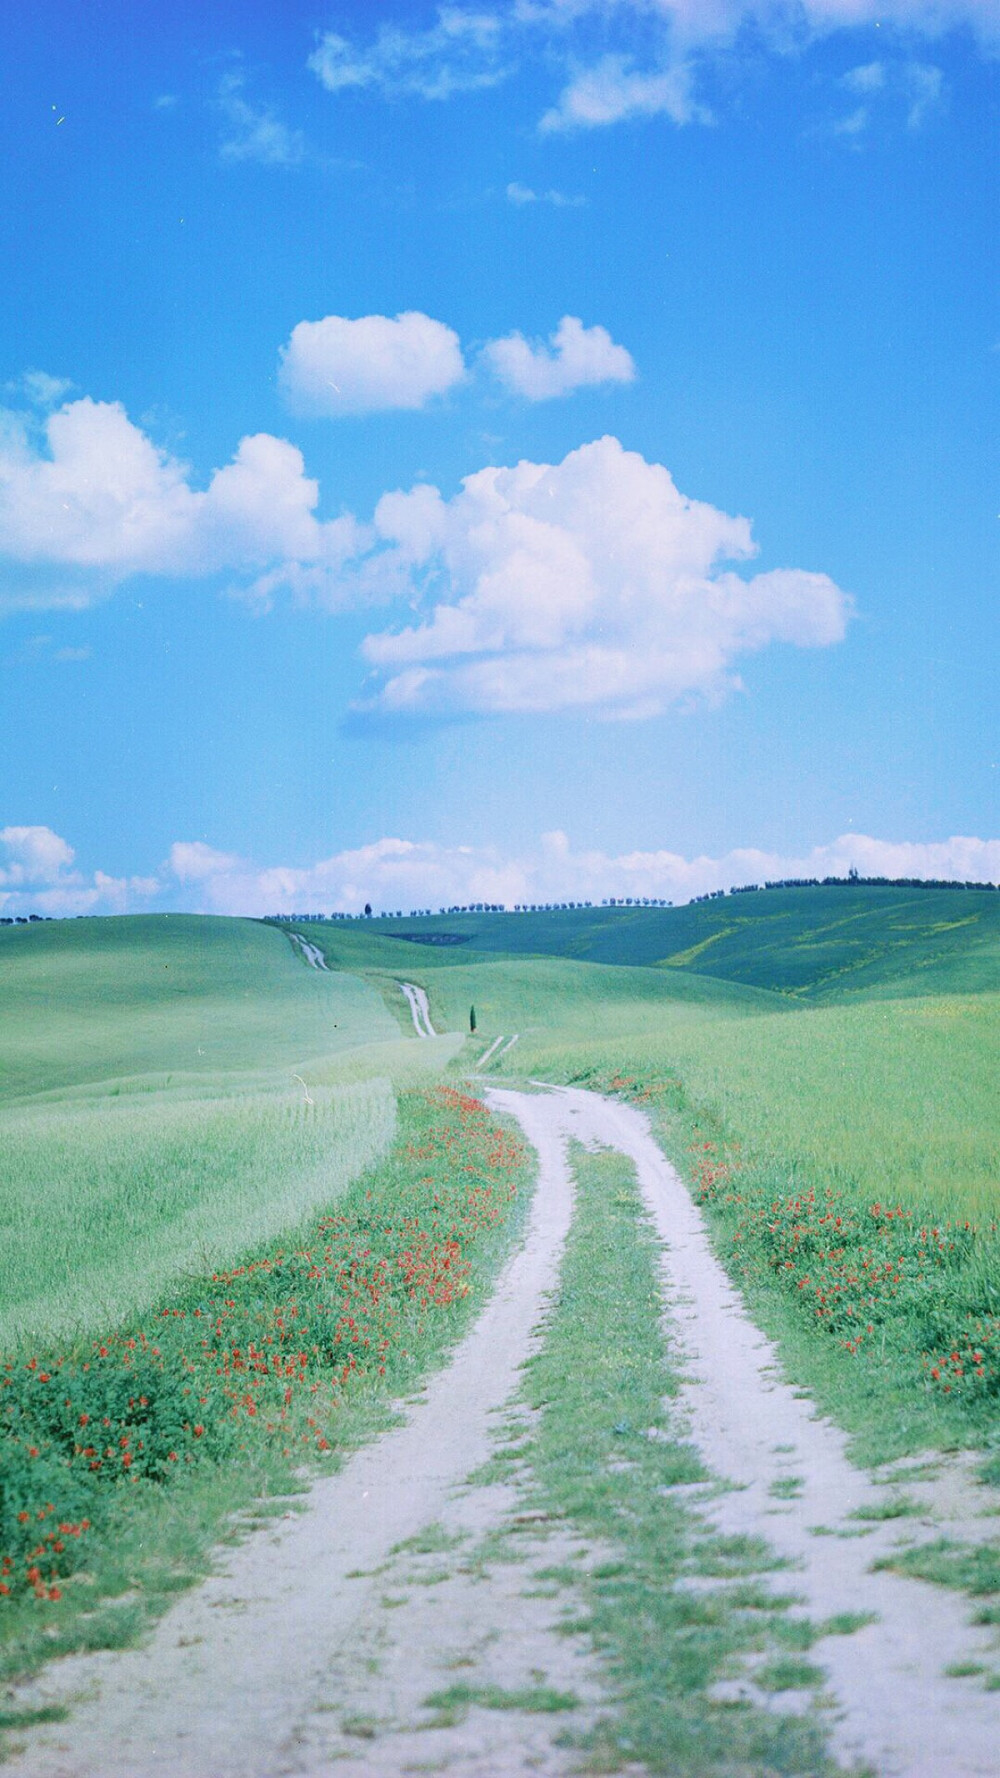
(1, 879, 998, 1742)
(333, 881, 1000, 1000)
(3, 886, 999, 1664)
(0, 914, 401, 1104)
(0, 915, 422, 1355)
(296, 887, 1000, 1458)
(295, 890, 1000, 1225)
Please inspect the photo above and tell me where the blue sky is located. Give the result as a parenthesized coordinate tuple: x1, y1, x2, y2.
(1, 0, 997, 914)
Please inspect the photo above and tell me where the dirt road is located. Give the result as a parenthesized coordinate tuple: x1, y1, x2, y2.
(532, 1086, 1000, 1778)
(399, 981, 435, 1037)
(9, 1087, 1000, 1777)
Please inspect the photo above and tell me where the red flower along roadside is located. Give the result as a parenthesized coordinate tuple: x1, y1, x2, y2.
(0, 1089, 529, 1604)
(601, 1070, 1000, 1418)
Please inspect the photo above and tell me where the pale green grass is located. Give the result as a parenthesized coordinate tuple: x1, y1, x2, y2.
(0, 914, 398, 1103)
(0, 1079, 396, 1347)
(510, 992, 1000, 1220)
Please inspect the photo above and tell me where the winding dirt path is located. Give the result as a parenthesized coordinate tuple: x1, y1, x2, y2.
(10, 1086, 1000, 1778)
(399, 980, 435, 1037)
(289, 935, 329, 971)
(6, 1097, 576, 1778)
(523, 1086, 1000, 1778)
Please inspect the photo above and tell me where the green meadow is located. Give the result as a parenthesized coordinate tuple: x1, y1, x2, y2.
(299, 886, 1000, 1457)
(0, 916, 410, 1352)
(2, 885, 999, 1686)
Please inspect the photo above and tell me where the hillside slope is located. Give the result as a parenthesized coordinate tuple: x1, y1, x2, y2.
(0, 914, 399, 1102)
(327, 884, 1000, 1001)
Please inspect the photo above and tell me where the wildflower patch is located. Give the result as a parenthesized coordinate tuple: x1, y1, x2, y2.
(594, 1070, 1000, 1432)
(0, 1088, 530, 1606)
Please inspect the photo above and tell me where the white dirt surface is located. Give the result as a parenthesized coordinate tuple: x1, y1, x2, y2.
(289, 935, 329, 971)
(525, 1086, 1000, 1778)
(5, 1094, 589, 1778)
(399, 980, 435, 1037)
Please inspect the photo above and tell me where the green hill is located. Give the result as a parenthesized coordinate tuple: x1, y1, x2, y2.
(0, 913, 400, 1103)
(318, 883, 1000, 1001)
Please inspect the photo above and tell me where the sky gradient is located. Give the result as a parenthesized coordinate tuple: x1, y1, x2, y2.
(2, 0, 997, 914)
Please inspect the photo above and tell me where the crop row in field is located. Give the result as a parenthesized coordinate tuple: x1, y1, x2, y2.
(0, 1080, 396, 1348)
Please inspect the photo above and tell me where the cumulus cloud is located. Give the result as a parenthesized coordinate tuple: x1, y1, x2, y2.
(0, 397, 370, 609)
(278, 311, 466, 417)
(355, 435, 850, 719)
(0, 406, 849, 718)
(0, 825, 159, 917)
(482, 315, 635, 399)
(161, 827, 1000, 916)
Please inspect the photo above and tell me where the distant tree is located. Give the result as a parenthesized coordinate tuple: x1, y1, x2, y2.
(469, 1005, 477, 1033)
(364, 902, 372, 916)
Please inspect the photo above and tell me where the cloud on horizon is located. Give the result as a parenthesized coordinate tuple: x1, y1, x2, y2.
(0, 825, 159, 916)
(5, 824, 999, 919)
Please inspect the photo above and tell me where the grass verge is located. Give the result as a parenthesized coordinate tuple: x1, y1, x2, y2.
(0, 1086, 534, 1698)
(510, 1142, 849, 1777)
(539, 1060, 1000, 1467)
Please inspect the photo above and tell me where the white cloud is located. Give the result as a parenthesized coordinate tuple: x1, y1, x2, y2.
(483, 314, 635, 399)
(356, 435, 850, 719)
(904, 60, 945, 126)
(6, 824, 998, 921)
(0, 397, 369, 609)
(834, 54, 944, 133)
(540, 54, 709, 131)
(843, 60, 886, 93)
(168, 841, 244, 882)
(505, 181, 585, 205)
(218, 70, 306, 167)
(160, 826, 1000, 916)
(308, 2, 994, 138)
(0, 825, 160, 916)
(19, 370, 74, 408)
(308, 9, 509, 101)
(278, 311, 466, 416)
(0, 825, 76, 886)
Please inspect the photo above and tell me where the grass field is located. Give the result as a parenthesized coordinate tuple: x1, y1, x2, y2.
(295, 897, 1000, 1460)
(319, 881, 1000, 1000)
(3, 889, 999, 1692)
(0, 914, 399, 1104)
(0, 1087, 534, 1684)
(0, 1080, 396, 1347)
(0, 914, 415, 1357)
